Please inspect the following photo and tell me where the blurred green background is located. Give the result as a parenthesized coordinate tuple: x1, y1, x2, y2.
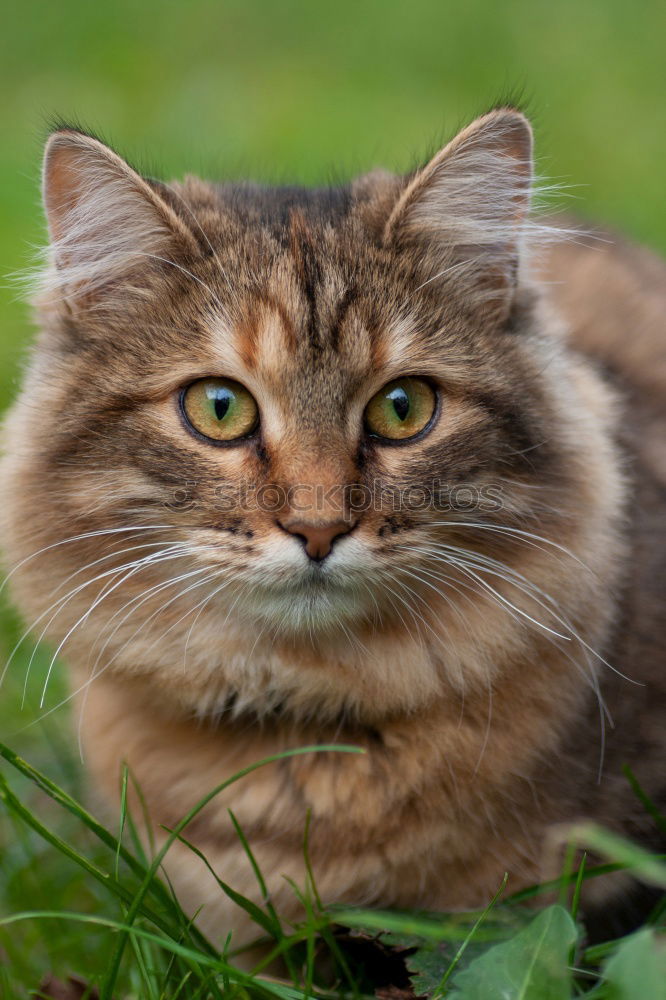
(1, 0, 665, 746)
(0, 2, 664, 988)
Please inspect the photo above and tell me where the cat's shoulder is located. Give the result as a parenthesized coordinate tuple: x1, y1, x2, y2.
(541, 224, 666, 404)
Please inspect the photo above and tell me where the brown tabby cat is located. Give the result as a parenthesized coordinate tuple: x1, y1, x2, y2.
(1, 108, 664, 947)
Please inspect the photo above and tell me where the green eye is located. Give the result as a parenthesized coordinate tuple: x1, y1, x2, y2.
(365, 377, 437, 441)
(181, 378, 258, 442)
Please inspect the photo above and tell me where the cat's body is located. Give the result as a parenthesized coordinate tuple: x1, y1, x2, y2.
(1, 110, 664, 945)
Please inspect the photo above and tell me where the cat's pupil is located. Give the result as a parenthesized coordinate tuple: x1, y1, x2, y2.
(213, 392, 231, 421)
(390, 388, 410, 422)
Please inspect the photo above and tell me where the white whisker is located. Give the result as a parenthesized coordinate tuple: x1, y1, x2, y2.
(36, 547, 193, 707)
(0, 525, 173, 595)
(429, 519, 593, 573)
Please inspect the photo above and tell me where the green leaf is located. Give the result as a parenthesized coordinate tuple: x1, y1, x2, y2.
(407, 942, 451, 997)
(448, 905, 577, 1000)
(602, 928, 666, 1000)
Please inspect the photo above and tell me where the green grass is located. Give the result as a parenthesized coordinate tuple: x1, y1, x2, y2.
(0, 735, 665, 998)
(0, 0, 665, 995)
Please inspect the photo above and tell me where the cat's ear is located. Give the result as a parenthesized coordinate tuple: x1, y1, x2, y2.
(42, 128, 198, 303)
(385, 108, 534, 325)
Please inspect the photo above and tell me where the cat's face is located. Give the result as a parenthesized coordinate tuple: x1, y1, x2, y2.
(3, 109, 605, 718)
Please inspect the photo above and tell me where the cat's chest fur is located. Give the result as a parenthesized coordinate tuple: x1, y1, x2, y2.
(76, 655, 581, 938)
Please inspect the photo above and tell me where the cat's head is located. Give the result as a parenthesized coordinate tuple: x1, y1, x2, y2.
(1, 109, 620, 720)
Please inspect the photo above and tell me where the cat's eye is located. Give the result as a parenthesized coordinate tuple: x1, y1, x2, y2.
(181, 378, 259, 443)
(364, 377, 437, 442)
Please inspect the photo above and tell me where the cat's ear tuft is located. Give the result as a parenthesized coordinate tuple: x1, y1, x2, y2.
(385, 109, 535, 324)
(41, 129, 198, 303)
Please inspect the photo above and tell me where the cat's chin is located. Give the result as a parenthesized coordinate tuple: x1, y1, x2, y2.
(234, 570, 372, 635)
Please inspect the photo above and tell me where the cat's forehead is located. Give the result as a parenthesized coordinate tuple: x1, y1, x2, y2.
(205, 273, 392, 430)
(194, 194, 415, 400)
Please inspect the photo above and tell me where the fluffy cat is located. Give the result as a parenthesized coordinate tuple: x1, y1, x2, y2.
(1, 108, 664, 946)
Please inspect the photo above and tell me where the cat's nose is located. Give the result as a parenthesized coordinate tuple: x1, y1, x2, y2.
(279, 518, 354, 561)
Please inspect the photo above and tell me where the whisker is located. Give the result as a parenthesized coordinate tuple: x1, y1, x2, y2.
(163, 182, 234, 295)
(418, 540, 639, 684)
(51, 540, 188, 597)
(2, 544, 184, 692)
(133, 252, 227, 314)
(473, 676, 493, 776)
(86, 561, 221, 673)
(411, 544, 612, 775)
(372, 571, 429, 651)
(429, 520, 593, 573)
(408, 549, 613, 740)
(16, 568, 230, 741)
(36, 547, 194, 707)
(0, 524, 174, 595)
(408, 543, 570, 640)
(76, 567, 229, 756)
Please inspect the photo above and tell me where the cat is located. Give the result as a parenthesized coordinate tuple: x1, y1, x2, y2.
(1, 107, 664, 948)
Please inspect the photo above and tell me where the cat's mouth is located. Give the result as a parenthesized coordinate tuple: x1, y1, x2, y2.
(234, 562, 370, 631)
(268, 563, 359, 599)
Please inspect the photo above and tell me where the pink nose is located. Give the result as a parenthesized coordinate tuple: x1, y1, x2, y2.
(279, 519, 353, 561)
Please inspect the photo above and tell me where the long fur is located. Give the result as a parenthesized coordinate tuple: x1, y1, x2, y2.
(1, 108, 664, 947)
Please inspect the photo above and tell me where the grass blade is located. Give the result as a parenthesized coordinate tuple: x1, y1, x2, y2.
(100, 743, 362, 1000)
(433, 872, 508, 996)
